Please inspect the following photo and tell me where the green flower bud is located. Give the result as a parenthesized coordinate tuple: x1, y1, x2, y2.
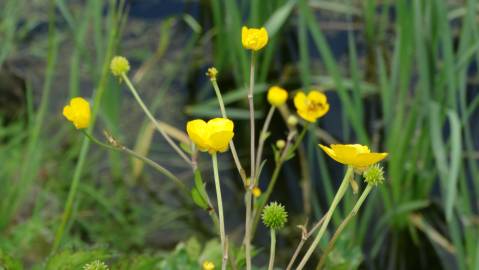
(276, 139, 286, 149)
(287, 115, 298, 126)
(83, 260, 109, 270)
(262, 202, 288, 230)
(363, 164, 385, 186)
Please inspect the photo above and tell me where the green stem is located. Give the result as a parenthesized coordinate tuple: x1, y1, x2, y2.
(211, 78, 247, 184)
(255, 106, 275, 178)
(121, 73, 192, 167)
(251, 126, 308, 237)
(212, 153, 227, 270)
(268, 229, 276, 270)
(316, 184, 373, 270)
(296, 166, 353, 270)
(252, 161, 282, 235)
(82, 131, 187, 193)
(245, 51, 256, 270)
(51, 2, 122, 252)
(286, 125, 309, 158)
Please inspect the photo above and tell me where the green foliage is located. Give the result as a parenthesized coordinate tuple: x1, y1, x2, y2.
(45, 250, 110, 270)
(0, 250, 23, 270)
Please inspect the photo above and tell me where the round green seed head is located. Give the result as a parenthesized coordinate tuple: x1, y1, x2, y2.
(363, 164, 385, 186)
(110, 56, 130, 76)
(262, 202, 288, 230)
(83, 260, 109, 270)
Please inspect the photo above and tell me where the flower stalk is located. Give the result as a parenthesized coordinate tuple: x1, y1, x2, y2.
(210, 73, 247, 183)
(212, 153, 228, 270)
(255, 106, 275, 175)
(121, 73, 192, 167)
(316, 184, 373, 270)
(296, 166, 353, 270)
(245, 51, 256, 270)
(268, 229, 276, 270)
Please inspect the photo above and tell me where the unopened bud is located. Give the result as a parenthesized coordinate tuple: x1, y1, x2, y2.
(276, 139, 286, 149)
(287, 115, 298, 126)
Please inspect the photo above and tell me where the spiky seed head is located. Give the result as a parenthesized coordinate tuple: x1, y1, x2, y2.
(83, 260, 109, 270)
(262, 202, 288, 230)
(363, 164, 385, 186)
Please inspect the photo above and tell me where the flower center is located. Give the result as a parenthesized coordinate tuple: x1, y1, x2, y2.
(306, 100, 324, 113)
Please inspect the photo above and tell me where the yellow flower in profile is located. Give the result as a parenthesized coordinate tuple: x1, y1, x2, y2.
(202, 261, 215, 270)
(110, 56, 130, 76)
(252, 186, 262, 198)
(62, 97, 91, 129)
(186, 118, 234, 154)
(267, 86, 288, 107)
(294, 90, 329, 122)
(319, 144, 388, 168)
(242, 26, 268, 51)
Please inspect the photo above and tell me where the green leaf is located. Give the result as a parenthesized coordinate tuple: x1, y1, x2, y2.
(445, 111, 461, 221)
(191, 188, 208, 210)
(194, 169, 209, 202)
(264, 0, 296, 37)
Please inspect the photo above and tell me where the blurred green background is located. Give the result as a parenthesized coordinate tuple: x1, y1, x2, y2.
(0, 0, 478, 269)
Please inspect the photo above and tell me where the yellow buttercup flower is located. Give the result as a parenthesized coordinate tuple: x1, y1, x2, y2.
(62, 97, 91, 129)
(186, 118, 234, 154)
(110, 56, 130, 76)
(267, 86, 288, 107)
(294, 90, 329, 122)
(319, 144, 388, 169)
(202, 261, 215, 270)
(242, 26, 268, 51)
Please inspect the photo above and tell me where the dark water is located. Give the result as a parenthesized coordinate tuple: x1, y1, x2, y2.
(128, 0, 199, 20)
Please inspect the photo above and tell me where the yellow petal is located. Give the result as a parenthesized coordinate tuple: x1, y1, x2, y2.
(62, 105, 74, 121)
(207, 118, 234, 133)
(241, 26, 248, 48)
(186, 119, 209, 151)
(354, 152, 388, 167)
(307, 91, 327, 104)
(257, 27, 269, 50)
(294, 92, 307, 110)
(297, 109, 317, 123)
(208, 130, 234, 153)
(319, 144, 346, 164)
(349, 144, 371, 154)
